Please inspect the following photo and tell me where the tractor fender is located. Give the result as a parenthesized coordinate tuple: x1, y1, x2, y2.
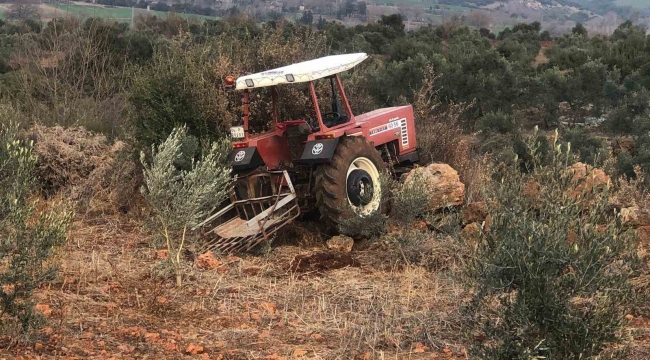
(228, 147, 264, 171)
(299, 138, 340, 164)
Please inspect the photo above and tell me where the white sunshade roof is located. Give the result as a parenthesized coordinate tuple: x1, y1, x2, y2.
(235, 53, 368, 90)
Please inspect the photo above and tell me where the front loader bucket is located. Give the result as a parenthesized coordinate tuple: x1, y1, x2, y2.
(195, 170, 300, 253)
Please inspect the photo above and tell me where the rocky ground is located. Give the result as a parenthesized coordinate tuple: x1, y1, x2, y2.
(2, 205, 650, 360)
(1, 213, 470, 359)
(3, 128, 650, 359)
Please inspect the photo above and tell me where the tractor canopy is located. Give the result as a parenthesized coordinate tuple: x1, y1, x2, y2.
(234, 53, 368, 90)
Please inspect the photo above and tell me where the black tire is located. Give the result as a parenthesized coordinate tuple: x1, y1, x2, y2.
(314, 136, 386, 228)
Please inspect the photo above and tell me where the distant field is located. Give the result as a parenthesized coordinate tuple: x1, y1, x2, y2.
(48, 4, 132, 20)
(371, 0, 473, 11)
(45, 3, 218, 23)
(615, 0, 650, 9)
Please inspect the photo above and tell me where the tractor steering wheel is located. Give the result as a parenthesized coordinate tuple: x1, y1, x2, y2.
(322, 112, 342, 127)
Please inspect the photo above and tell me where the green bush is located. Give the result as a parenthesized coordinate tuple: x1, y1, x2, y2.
(480, 111, 516, 134)
(338, 210, 387, 239)
(466, 128, 639, 359)
(128, 37, 231, 150)
(561, 128, 608, 166)
(389, 173, 429, 225)
(0, 118, 72, 339)
(140, 126, 232, 287)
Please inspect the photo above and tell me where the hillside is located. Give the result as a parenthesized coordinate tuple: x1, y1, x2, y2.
(2, 11, 650, 360)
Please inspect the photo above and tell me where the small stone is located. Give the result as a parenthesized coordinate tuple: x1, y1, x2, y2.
(34, 303, 52, 317)
(243, 266, 262, 276)
(460, 222, 481, 245)
(622, 206, 650, 228)
(186, 344, 204, 355)
(326, 235, 354, 252)
(462, 202, 488, 225)
(196, 251, 221, 270)
(155, 249, 168, 260)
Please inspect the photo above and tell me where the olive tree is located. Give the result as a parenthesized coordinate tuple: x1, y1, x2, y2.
(466, 128, 639, 359)
(0, 117, 72, 339)
(140, 126, 232, 287)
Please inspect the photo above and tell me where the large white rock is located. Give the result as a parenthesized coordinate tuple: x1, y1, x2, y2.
(403, 163, 465, 211)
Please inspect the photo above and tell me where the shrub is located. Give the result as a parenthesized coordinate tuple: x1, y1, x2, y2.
(338, 210, 387, 239)
(465, 128, 639, 359)
(140, 126, 232, 287)
(30, 125, 141, 215)
(561, 128, 608, 166)
(0, 119, 72, 339)
(479, 111, 516, 134)
(389, 173, 429, 225)
(412, 67, 468, 166)
(128, 37, 230, 150)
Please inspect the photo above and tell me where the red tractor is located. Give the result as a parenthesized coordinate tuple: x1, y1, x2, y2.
(197, 53, 419, 253)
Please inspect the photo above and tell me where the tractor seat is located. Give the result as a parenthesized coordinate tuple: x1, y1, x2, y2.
(281, 120, 312, 134)
(282, 121, 312, 161)
(323, 114, 349, 128)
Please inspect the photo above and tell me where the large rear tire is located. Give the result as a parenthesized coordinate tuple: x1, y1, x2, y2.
(314, 136, 386, 228)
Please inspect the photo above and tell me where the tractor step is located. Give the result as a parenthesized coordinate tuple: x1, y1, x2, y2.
(195, 170, 300, 253)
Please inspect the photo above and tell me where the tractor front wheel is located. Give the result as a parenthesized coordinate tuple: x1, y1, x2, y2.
(314, 136, 386, 228)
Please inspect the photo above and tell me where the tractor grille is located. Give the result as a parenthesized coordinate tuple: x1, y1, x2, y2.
(400, 118, 409, 147)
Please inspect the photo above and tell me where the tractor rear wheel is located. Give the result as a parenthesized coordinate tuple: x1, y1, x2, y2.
(314, 136, 386, 228)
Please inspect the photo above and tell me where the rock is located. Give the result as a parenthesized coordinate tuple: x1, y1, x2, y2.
(522, 178, 540, 200)
(326, 235, 354, 252)
(185, 344, 204, 355)
(621, 206, 650, 228)
(460, 222, 481, 247)
(636, 226, 650, 246)
(196, 251, 221, 270)
(154, 249, 168, 260)
(566, 162, 610, 199)
(34, 303, 52, 317)
(404, 163, 465, 211)
(243, 266, 262, 276)
(462, 202, 488, 225)
(559, 101, 571, 114)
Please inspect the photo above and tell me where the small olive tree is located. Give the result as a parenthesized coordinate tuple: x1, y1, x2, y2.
(0, 119, 72, 339)
(140, 126, 232, 287)
(466, 128, 639, 359)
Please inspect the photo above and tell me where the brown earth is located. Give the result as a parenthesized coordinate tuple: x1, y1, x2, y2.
(0, 214, 471, 359)
(3, 211, 649, 359)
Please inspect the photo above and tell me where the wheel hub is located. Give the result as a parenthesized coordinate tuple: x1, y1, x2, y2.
(347, 169, 374, 207)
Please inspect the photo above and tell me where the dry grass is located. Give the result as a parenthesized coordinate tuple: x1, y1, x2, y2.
(31, 125, 142, 217)
(0, 211, 469, 359)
